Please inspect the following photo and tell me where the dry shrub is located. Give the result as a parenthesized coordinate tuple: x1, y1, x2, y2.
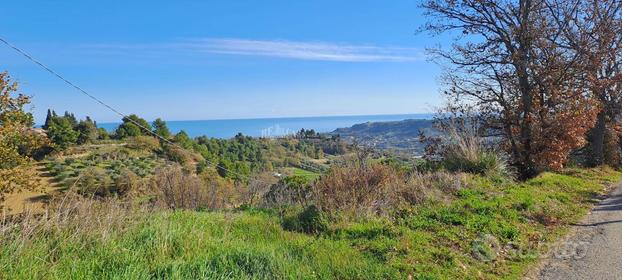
(312, 161, 467, 219)
(113, 169, 146, 196)
(199, 169, 238, 209)
(126, 136, 160, 152)
(398, 171, 464, 205)
(160, 144, 203, 171)
(151, 164, 237, 210)
(425, 123, 511, 178)
(151, 164, 206, 210)
(443, 127, 507, 175)
(74, 167, 112, 196)
(240, 172, 276, 207)
(263, 175, 313, 208)
(313, 164, 403, 218)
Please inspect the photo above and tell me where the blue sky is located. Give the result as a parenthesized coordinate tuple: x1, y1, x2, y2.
(1, 1, 445, 123)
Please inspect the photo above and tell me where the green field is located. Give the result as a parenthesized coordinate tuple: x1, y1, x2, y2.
(292, 167, 321, 181)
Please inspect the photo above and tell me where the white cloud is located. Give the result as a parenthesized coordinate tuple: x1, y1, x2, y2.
(82, 38, 424, 63)
(184, 38, 423, 62)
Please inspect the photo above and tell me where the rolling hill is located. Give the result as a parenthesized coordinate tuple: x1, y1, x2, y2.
(330, 119, 436, 155)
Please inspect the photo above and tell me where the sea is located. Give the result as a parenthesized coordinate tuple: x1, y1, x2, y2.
(98, 113, 433, 139)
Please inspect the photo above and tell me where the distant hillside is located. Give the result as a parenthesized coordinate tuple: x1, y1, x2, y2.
(330, 119, 436, 155)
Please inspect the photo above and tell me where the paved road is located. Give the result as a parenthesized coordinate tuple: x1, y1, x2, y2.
(538, 182, 622, 280)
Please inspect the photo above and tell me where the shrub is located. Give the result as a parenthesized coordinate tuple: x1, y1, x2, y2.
(313, 163, 403, 218)
(311, 160, 468, 220)
(151, 164, 237, 210)
(443, 149, 504, 175)
(151, 165, 207, 209)
(54, 171, 70, 182)
(126, 136, 160, 152)
(88, 148, 130, 161)
(282, 205, 329, 234)
(97, 127, 110, 140)
(239, 172, 275, 207)
(440, 126, 511, 178)
(263, 175, 312, 207)
(199, 169, 239, 209)
(161, 144, 200, 170)
(49, 162, 65, 176)
(74, 167, 112, 196)
(398, 171, 464, 205)
(113, 169, 144, 196)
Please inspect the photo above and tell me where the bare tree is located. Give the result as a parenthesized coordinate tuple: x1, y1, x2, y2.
(421, 0, 599, 178)
(553, 0, 622, 165)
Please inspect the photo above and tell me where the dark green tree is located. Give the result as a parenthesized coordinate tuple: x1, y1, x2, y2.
(76, 116, 98, 144)
(47, 117, 79, 149)
(63, 111, 78, 128)
(42, 109, 53, 130)
(152, 118, 171, 139)
(216, 159, 233, 178)
(115, 114, 150, 139)
(173, 130, 193, 149)
(97, 127, 110, 140)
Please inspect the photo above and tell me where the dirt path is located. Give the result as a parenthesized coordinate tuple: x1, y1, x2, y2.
(2, 162, 62, 215)
(536, 181, 622, 280)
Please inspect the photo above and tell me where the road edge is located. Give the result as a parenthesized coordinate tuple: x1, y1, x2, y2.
(522, 179, 622, 280)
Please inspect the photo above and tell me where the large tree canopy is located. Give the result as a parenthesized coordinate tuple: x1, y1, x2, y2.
(115, 114, 151, 139)
(421, 0, 604, 178)
(561, 0, 622, 166)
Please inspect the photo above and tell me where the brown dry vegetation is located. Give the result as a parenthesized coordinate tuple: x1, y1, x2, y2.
(313, 162, 465, 219)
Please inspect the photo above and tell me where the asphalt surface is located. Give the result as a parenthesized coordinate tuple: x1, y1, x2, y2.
(537, 182, 622, 280)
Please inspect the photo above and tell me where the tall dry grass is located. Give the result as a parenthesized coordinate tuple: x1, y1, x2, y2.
(311, 161, 466, 219)
(398, 171, 465, 205)
(151, 164, 238, 210)
(313, 163, 403, 218)
(439, 125, 511, 178)
(0, 192, 147, 251)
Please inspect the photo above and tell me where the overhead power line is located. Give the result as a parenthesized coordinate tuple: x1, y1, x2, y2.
(0, 36, 377, 187)
(0, 36, 264, 184)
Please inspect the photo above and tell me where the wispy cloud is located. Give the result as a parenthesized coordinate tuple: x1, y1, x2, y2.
(185, 38, 423, 62)
(82, 38, 424, 63)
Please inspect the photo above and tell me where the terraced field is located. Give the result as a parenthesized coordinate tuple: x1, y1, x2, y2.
(46, 155, 166, 187)
(2, 143, 168, 213)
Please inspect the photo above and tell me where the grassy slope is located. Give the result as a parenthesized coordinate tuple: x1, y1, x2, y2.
(1, 168, 620, 279)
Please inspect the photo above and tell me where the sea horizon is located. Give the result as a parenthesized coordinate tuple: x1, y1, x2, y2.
(97, 113, 434, 139)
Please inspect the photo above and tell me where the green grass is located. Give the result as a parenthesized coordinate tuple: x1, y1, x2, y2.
(2, 167, 620, 279)
(0, 211, 394, 280)
(291, 168, 321, 181)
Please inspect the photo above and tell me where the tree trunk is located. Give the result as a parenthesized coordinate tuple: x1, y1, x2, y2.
(589, 110, 607, 166)
(516, 0, 537, 180)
